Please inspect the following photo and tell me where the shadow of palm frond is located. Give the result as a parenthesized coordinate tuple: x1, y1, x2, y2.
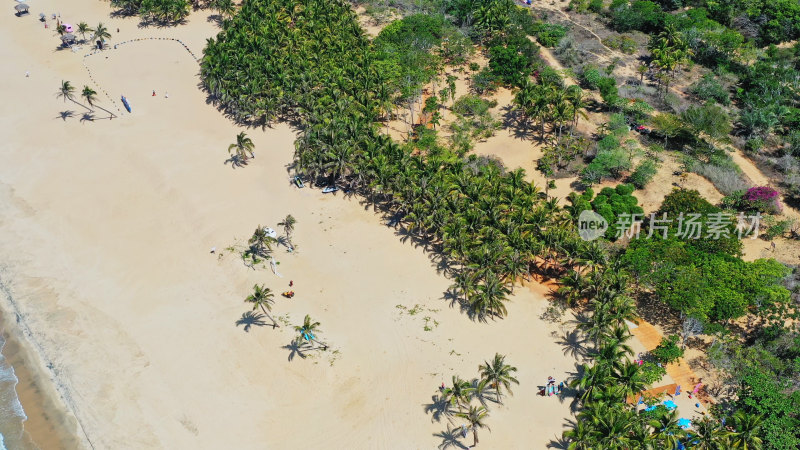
(235, 311, 267, 332)
(283, 339, 312, 361)
(80, 112, 95, 122)
(224, 154, 249, 168)
(57, 110, 75, 121)
(433, 424, 469, 450)
(424, 393, 456, 424)
(557, 329, 589, 360)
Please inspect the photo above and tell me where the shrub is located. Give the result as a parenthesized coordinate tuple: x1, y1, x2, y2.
(600, 187, 616, 197)
(580, 66, 603, 89)
(489, 45, 530, 86)
(615, 183, 635, 196)
(692, 163, 750, 196)
(602, 35, 638, 54)
(453, 95, 495, 117)
(652, 335, 684, 364)
(530, 22, 568, 47)
(628, 159, 658, 188)
(640, 361, 667, 385)
(589, 0, 603, 12)
(471, 68, 498, 94)
(745, 137, 764, 153)
(744, 186, 782, 214)
(688, 73, 730, 106)
(469, 62, 480, 72)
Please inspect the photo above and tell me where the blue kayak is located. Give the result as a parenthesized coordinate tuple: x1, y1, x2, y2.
(121, 95, 131, 113)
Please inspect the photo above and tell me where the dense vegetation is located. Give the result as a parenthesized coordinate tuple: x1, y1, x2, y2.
(198, 0, 799, 446)
(201, 0, 592, 321)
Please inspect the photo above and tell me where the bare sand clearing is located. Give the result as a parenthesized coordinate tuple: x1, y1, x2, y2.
(0, 2, 580, 448)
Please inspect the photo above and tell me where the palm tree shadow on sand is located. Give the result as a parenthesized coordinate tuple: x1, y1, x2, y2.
(235, 311, 268, 332)
(283, 339, 314, 361)
(423, 393, 455, 424)
(57, 110, 75, 121)
(224, 154, 250, 168)
(557, 329, 589, 360)
(433, 424, 470, 450)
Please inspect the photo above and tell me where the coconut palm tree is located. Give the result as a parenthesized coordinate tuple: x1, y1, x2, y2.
(81, 86, 98, 109)
(92, 22, 111, 43)
(442, 376, 474, 410)
(247, 225, 275, 259)
(562, 419, 596, 450)
(214, 0, 235, 18)
(728, 410, 763, 449)
(456, 405, 489, 447)
(294, 314, 326, 350)
(77, 22, 92, 42)
(228, 131, 255, 161)
(478, 353, 518, 404)
(278, 214, 296, 248)
(244, 284, 278, 328)
(649, 409, 685, 448)
(692, 416, 728, 449)
(57, 80, 75, 103)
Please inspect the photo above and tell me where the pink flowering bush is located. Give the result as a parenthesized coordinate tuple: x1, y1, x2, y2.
(744, 186, 782, 214)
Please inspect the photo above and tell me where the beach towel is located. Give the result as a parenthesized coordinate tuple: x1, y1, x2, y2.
(692, 382, 703, 394)
(675, 385, 681, 396)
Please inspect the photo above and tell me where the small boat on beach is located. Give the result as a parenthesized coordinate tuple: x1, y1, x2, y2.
(322, 185, 338, 194)
(293, 176, 304, 188)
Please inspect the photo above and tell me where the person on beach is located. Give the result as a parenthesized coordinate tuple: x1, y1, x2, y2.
(165, 92, 169, 99)
(289, 280, 294, 287)
(152, 90, 156, 96)
(210, 247, 216, 254)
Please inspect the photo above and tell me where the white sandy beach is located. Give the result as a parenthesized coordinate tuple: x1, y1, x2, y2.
(0, 1, 581, 448)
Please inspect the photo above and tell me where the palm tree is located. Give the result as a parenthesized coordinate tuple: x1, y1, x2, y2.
(649, 409, 685, 448)
(228, 131, 255, 161)
(92, 22, 111, 43)
(81, 86, 98, 109)
(478, 353, 519, 404)
(248, 225, 275, 258)
(728, 410, 763, 449)
(244, 284, 279, 328)
(57, 80, 75, 103)
(214, 0, 235, 18)
(294, 314, 326, 350)
(278, 215, 296, 248)
(562, 419, 596, 450)
(442, 376, 474, 410)
(692, 416, 728, 450)
(455, 405, 489, 447)
(77, 22, 92, 42)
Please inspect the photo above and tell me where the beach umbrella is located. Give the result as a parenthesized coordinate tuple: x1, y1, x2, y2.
(61, 33, 76, 43)
(14, 3, 30, 12)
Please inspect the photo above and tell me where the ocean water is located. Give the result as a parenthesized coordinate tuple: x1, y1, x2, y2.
(0, 336, 27, 450)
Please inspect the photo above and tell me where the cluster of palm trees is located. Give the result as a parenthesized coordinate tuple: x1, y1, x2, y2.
(439, 353, 518, 447)
(558, 256, 764, 448)
(110, 0, 191, 23)
(244, 285, 327, 353)
(201, 0, 605, 319)
(58, 22, 111, 44)
(646, 25, 693, 97)
(512, 79, 589, 143)
(56, 80, 114, 119)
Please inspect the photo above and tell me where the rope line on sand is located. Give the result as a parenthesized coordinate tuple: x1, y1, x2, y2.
(80, 37, 201, 117)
